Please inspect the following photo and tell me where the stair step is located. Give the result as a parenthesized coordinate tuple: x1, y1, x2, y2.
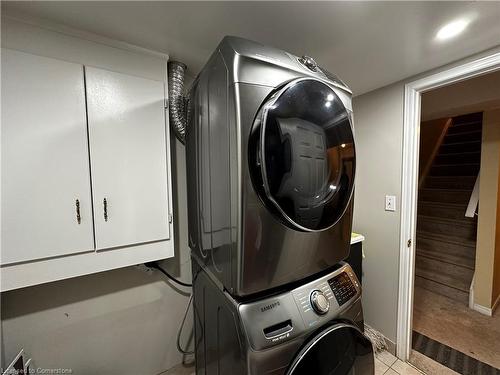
(416, 247, 475, 270)
(423, 176, 476, 190)
(418, 201, 470, 220)
(434, 152, 481, 165)
(417, 215, 476, 240)
(451, 112, 482, 126)
(416, 231, 476, 260)
(429, 163, 479, 176)
(442, 130, 482, 144)
(419, 188, 471, 204)
(439, 141, 481, 154)
(415, 256, 473, 292)
(415, 276, 469, 304)
(447, 122, 482, 135)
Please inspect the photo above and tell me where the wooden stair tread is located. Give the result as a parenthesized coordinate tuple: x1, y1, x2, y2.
(431, 163, 480, 168)
(440, 140, 481, 146)
(416, 230, 476, 248)
(416, 247, 474, 270)
(420, 187, 471, 193)
(415, 277, 469, 304)
(423, 175, 477, 181)
(445, 130, 481, 137)
(417, 214, 475, 226)
(418, 200, 467, 208)
(415, 267, 471, 292)
(451, 120, 481, 127)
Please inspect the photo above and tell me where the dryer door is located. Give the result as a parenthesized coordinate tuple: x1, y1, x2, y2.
(250, 78, 355, 232)
(287, 323, 374, 374)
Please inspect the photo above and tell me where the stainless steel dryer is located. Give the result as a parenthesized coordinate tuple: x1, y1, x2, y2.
(186, 36, 356, 297)
(192, 261, 374, 374)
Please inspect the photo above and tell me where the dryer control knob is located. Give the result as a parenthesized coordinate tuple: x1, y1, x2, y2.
(310, 290, 330, 315)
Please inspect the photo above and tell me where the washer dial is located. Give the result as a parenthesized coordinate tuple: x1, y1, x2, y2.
(310, 290, 330, 315)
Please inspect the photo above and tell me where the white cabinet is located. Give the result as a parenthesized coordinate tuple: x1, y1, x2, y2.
(85, 67, 170, 249)
(0, 49, 174, 290)
(1, 49, 94, 265)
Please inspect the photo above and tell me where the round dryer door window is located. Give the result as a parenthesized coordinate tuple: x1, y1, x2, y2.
(250, 78, 355, 231)
(286, 324, 374, 375)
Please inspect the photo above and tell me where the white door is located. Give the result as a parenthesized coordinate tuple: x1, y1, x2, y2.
(85, 67, 170, 249)
(1, 49, 95, 265)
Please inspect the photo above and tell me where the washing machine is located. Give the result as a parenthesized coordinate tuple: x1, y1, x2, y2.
(192, 261, 374, 374)
(186, 36, 356, 297)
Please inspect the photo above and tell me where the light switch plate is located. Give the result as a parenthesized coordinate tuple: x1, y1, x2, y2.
(385, 195, 396, 211)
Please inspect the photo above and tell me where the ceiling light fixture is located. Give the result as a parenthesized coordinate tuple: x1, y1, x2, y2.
(436, 19, 470, 41)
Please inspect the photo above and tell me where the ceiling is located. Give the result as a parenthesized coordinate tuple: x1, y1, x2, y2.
(3, 1, 500, 95)
(422, 70, 500, 121)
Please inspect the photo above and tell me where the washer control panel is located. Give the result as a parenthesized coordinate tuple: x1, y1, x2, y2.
(291, 263, 361, 328)
(238, 263, 361, 351)
(328, 272, 358, 306)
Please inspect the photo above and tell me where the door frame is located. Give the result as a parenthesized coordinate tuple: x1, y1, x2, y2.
(396, 51, 500, 361)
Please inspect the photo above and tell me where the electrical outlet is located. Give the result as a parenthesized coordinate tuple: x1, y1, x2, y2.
(385, 195, 396, 211)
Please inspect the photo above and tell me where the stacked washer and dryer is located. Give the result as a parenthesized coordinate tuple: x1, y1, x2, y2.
(180, 36, 374, 374)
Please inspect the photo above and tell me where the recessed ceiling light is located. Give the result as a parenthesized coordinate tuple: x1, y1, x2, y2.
(436, 19, 470, 41)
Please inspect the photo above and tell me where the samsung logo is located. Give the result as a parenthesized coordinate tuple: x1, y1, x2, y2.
(260, 301, 280, 312)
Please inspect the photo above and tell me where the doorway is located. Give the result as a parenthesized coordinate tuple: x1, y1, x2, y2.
(396, 51, 500, 369)
(412, 92, 500, 372)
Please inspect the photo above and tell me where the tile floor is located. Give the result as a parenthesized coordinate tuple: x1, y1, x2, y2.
(375, 350, 424, 375)
(163, 350, 432, 375)
(413, 286, 500, 369)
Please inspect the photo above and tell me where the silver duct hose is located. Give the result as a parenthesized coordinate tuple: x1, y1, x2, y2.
(168, 61, 188, 144)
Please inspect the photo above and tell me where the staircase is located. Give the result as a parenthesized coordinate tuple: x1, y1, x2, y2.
(416, 112, 482, 304)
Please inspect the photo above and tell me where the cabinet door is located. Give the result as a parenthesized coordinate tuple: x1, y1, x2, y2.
(1, 49, 94, 265)
(85, 67, 170, 249)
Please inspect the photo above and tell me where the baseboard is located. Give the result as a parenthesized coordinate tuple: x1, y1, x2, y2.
(386, 337, 397, 356)
(472, 303, 493, 316)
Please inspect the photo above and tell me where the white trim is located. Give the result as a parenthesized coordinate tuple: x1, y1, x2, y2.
(468, 273, 475, 310)
(465, 175, 480, 218)
(472, 303, 493, 317)
(397, 52, 500, 361)
(472, 293, 500, 316)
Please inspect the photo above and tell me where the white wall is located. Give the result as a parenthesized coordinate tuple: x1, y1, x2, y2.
(0, 17, 193, 374)
(353, 83, 404, 343)
(352, 45, 500, 348)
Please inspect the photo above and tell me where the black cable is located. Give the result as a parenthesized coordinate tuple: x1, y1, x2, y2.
(145, 261, 192, 287)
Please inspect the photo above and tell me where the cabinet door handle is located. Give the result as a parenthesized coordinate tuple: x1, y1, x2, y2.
(103, 198, 108, 222)
(75, 199, 81, 224)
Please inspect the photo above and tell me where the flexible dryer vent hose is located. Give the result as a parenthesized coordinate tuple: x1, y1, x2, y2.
(168, 61, 188, 144)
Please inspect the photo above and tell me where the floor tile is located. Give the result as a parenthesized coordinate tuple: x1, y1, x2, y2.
(385, 369, 399, 375)
(375, 358, 390, 375)
(391, 359, 424, 375)
(376, 350, 398, 367)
